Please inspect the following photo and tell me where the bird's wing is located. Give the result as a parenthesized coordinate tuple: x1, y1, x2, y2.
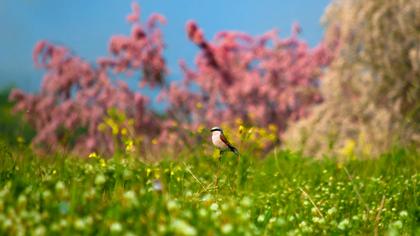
(220, 133, 233, 147)
(220, 133, 239, 154)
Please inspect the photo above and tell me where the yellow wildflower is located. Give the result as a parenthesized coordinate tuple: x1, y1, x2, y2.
(88, 152, 98, 159)
(238, 125, 245, 134)
(197, 124, 205, 133)
(125, 140, 134, 152)
(100, 159, 106, 168)
(121, 128, 128, 136)
(339, 139, 356, 158)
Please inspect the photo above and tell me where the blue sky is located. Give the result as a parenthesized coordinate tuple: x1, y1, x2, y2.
(0, 0, 330, 92)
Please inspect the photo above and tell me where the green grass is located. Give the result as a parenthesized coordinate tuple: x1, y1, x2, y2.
(0, 145, 418, 235)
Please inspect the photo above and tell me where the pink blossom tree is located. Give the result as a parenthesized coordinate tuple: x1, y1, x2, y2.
(162, 21, 337, 143)
(10, 3, 337, 155)
(10, 3, 166, 154)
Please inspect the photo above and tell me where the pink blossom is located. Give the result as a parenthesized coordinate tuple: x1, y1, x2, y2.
(186, 21, 204, 45)
(9, 3, 167, 155)
(126, 2, 140, 23)
(163, 22, 337, 142)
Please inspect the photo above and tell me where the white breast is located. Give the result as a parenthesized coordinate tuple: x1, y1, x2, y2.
(212, 131, 228, 149)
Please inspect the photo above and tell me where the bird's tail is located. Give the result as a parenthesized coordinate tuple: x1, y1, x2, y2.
(229, 145, 239, 155)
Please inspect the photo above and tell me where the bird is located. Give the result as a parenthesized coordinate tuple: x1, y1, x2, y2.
(210, 126, 239, 154)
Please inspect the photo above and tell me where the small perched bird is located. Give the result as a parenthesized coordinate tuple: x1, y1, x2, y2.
(210, 126, 239, 154)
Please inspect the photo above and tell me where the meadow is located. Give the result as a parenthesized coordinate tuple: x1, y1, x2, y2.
(0, 140, 418, 235)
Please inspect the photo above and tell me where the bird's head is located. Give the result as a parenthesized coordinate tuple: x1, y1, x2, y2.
(210, 126, 223, 133)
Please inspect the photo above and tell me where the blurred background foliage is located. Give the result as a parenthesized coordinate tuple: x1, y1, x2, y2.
(283, 0, 420, 158)
(1, 0, 419, 159)
(0, 89, 34, 147)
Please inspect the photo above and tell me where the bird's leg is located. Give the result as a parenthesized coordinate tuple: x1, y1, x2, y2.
(214, 149, 224, 195)
(219, 149, 225, 159)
